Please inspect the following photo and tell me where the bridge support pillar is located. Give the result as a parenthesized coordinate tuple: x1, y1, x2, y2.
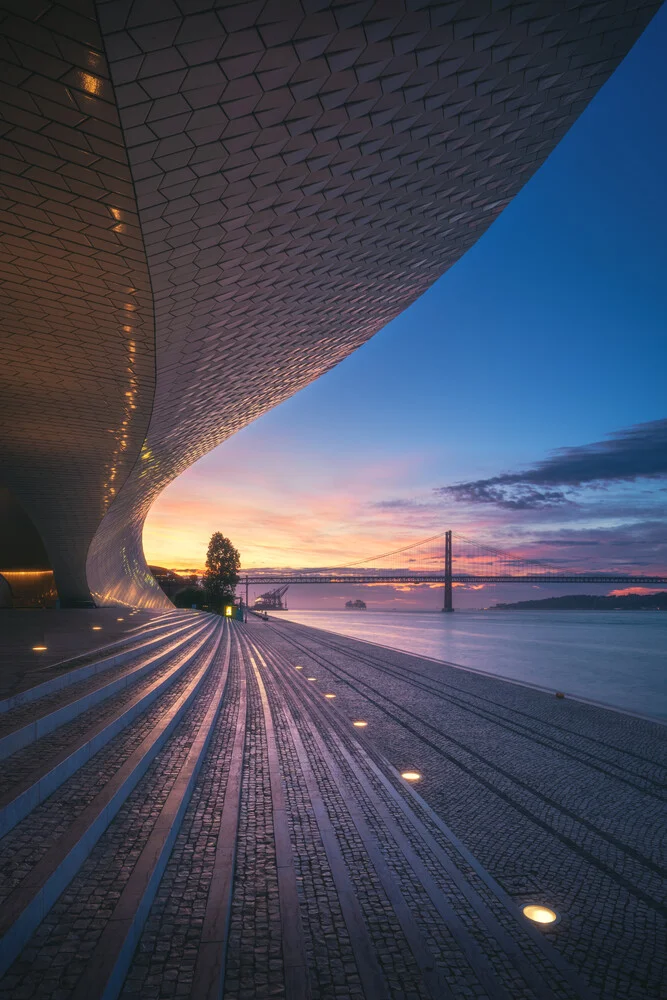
(443, 530, 453, 612)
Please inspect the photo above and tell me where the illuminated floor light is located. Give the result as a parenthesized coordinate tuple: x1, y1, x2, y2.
(295, 665, 303, 670)
(353, 721, 368, 728)
(401, 771, 422, 781)
(324, 693, 336, 699)
(92, 626, 102, 631)
(522, 904, 558, 925)
(307, 677, 317, 681)
(117, 617, 124, 621)
(32, 646, 47, 652)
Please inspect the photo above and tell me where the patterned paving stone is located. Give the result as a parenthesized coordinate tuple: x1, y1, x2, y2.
(119, 644, 242, 1000)
(258, 617, 667, 1000)
(0, 614, 663, 999)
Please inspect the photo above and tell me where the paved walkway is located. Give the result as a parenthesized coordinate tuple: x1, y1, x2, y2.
(0, 612, 663, 999)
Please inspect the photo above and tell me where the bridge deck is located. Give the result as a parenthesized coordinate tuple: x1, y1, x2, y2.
(0, 613, 663, 999)
(242, 574, 667, 585)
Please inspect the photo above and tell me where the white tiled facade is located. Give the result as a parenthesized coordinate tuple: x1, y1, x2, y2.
(1, 1, 659, 606)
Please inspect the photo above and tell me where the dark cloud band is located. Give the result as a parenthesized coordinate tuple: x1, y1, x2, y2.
(438, 419, 667, 509)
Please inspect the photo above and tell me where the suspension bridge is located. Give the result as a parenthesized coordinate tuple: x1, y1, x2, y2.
(241, 530, 667, 611)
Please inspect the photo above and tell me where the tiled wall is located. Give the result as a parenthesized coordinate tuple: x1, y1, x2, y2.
(2, 1, 660, 607)
(0, 1, 155, 605)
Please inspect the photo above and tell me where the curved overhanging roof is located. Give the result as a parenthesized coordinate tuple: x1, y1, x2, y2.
(0, 0, 660, 607)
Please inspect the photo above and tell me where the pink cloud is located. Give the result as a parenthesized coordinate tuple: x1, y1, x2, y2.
(608, 587, 663, 596)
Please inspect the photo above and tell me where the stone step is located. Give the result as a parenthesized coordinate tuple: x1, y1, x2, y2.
(0, 620, 225, 979)
(67, 627, 233, 1000)
(0, 612, 203, 715)
(124, 610, 194, 631)
(115, 632, 247, 1000)
(0, 618, 211, 759)
(0, 617, 220, 838)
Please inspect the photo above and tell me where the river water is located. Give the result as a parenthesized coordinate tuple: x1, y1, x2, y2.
(274, 610, 667, 721)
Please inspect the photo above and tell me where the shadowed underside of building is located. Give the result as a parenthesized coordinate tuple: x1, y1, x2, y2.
(0, 0, 660, 607)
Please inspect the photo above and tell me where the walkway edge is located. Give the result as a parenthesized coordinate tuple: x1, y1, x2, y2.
(69, 625, 232, 1000)
(191, 637, 247, 1000)
(242, 633, 311, 1000)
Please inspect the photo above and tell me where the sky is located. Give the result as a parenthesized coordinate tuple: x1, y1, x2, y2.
(144, 7, 667, 610)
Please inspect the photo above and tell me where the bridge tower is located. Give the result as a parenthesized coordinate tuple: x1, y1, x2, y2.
(443, 530, 453, 612)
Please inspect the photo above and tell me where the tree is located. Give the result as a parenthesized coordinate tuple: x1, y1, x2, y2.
(173, 586, 206, 609)
(203, 533, 240, 610)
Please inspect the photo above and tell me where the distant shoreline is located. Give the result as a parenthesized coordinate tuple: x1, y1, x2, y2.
(491, 592, 667, 611)
(275, 600, 667, 613)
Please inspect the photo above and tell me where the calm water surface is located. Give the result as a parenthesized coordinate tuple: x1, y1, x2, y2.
(274, 610, 667, 720)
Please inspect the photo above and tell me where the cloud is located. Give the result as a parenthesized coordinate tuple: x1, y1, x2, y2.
(609, 587, 664, 596)
(532, 539, 600, 546)
(371, 498, 420, 509)
(438, 419, 667, 509)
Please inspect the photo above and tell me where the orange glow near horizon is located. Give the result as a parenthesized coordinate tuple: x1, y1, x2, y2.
(609, 587, 663, 597)
(142, 449, 444, 573)
(143, 495, 451, 576)
(141, 435, 662, 602)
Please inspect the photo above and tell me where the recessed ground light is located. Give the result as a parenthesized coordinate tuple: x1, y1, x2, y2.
(295, 665, 303, 670)
(307, 676, 317, 681)
(117, 617, 124, 621)
(353, 721, 368, 728)
(522, 904, 558, 924)
(32, 646, 47, 651)
(401, 771, 422, 781)
(324, 693, 336, 699)
(92, 626, 102, 630)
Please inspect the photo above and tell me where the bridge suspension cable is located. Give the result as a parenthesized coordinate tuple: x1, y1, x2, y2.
(338, 528, 557, 578)
(240, 528, 667, 612)
(340, 530, 448, 569)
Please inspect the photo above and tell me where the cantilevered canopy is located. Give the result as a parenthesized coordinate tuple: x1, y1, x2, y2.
(0, 0, 660, 606)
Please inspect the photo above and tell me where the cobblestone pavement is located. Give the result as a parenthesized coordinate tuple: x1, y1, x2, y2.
(0, 612, 662, 999)
(256, 617, 667, 1000)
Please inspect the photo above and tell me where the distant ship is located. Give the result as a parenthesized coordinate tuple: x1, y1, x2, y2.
(345, 599, 367, 609)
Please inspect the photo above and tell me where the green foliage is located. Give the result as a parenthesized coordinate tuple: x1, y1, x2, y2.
(173, 586, 206, 608)
(203, 532, 240, 610)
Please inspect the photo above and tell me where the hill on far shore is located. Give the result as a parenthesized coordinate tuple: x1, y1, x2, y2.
(492, 592, 667, 611)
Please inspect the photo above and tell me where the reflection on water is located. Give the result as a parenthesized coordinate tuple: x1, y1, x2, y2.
(275, 610, 667, 720)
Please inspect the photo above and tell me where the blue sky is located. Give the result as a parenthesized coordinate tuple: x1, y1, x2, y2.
(145, 6, 667, 609)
